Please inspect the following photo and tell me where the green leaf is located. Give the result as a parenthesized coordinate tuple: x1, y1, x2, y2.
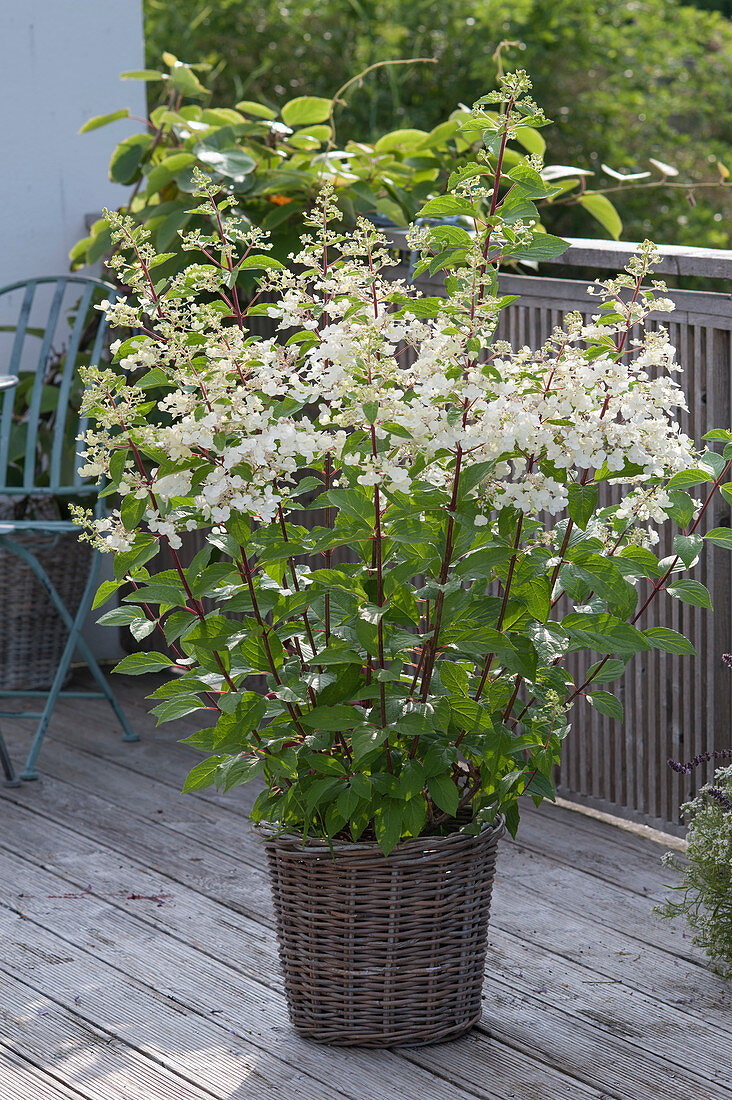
(617, 545, 662, 579)
(562, 613, 650, 656)
(643, 627, 696, 656)
(305, 777, 342, 815)
(663, 490, 695, 530)
(374, 799, 403, 855)
(182, 757, 223, 793)
(585, 690, 623, 721)
(97, 605, 146, 627)
(335, 788, 359, 819)
(120, 69, 164, 81)
(439, 661, 469, 696)
(120, 493, 147, 531)
(281, 96, 332, 126)
(428, 774, 460, 817)
(566, 552, 630, 611)
(109, 134, 152, 184)
(523, 770, 556, 803)
(667, 468, 714, 490)
(113, 652, 175, 675)
(238, 253, 285, 271)
(702, 428, 732, 442)
(235, 100, 278, 119)
(92, 579, 123, 611)
(514, 125, 546, 156)
(704, 527, 732, 551)
(584, 658, 627, 684)
(299, 705, 364, 731)
(80, 108, 130, 133)
(567, 484, 598, 530)
(349, 774, 372, 800)
(674, 533, 703, 567)
(374, 127, 429, 153)
(351, 726, 388, 762)
(513, 576, 551, 623)
(197, 148, 256, 182)
(578, 193, 622, 239)
(666, 579, 713, 609)
(152, 696, 207, 724)
(507, 233, 568, 261)
(418, 195, 476, 218)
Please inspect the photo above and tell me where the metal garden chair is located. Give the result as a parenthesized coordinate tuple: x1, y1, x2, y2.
(0, 275, 137, 784)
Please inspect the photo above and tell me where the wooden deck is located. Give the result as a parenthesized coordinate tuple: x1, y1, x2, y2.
(0, 672, 730, 1100)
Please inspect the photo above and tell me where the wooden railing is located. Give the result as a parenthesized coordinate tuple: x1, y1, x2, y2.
(384, 231, 732, 832)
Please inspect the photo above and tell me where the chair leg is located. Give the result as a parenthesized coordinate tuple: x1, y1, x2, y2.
(0, 537, 138, 780)
(0, 727, 20, 787)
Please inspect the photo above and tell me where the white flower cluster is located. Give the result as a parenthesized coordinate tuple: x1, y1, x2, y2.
(77, 198, 695, 555)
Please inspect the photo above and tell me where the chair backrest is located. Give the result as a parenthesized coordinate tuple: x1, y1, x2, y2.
(0, 275, 119, 498)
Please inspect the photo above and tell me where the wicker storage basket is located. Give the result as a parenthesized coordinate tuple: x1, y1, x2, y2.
(0, 527, 92, 691)
(260, 818, 504, 1047)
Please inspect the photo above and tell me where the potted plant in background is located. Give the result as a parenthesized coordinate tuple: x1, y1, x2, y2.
(72, 52, 628, 283)
(658, 728, 732, 977)
(74, 71, 732, 1046)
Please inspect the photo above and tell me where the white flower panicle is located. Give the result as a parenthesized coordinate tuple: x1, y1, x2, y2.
(77, 187, 694, 555)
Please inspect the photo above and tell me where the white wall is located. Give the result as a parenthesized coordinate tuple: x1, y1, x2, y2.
(1, 1, 147, 660)
(1, 1, 146, 286)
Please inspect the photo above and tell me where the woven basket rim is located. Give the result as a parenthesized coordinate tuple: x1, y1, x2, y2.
(255, 814, 504, 855)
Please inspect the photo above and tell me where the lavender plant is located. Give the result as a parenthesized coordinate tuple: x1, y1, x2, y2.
(73, 72, 732, 853)
(660, 747, 732, 977)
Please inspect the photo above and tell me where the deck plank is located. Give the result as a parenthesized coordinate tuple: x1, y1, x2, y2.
(1, 673, 731, 1099)
(0, 719, 710, 970)
(0, 1044, 89, 1100)
(0, 807, 609, 1100)
(0, 974, 220, 1100)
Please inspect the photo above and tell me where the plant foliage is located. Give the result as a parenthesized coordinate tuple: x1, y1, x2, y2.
(73, 73, 732, 853)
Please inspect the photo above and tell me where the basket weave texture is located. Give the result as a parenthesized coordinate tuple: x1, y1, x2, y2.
(261, 818, 504, 1047)
(0, 528, 92, 691)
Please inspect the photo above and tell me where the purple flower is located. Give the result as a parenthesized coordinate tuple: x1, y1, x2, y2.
(667, 749, 732, 775)
(704, 786, 732, 814)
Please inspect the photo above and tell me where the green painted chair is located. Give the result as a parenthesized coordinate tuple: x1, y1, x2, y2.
(0, 275, 137, 783)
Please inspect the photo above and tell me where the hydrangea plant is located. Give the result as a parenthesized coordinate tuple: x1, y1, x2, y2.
(73, 72, 732, 852)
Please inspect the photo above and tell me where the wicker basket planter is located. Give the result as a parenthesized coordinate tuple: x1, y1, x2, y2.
(259, 817, 504, 1047)
(0, 528, 92, 691)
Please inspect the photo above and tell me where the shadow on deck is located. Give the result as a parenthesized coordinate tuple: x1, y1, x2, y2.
(0, 672, 729, 1100)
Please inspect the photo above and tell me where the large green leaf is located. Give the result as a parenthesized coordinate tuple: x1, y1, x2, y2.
(80, 108, 130, 133)
(281, 96, 332, 126)
(674, 533, 703, 567)
(506, 233, 569, 261)
(113, 652, 175, 675)
(109, 133, 152, 184)
(182, 757, 224, 792)
(567, 484, 598, 530)
(417, 195, 476, 218)
(666, 579, 713, 609)
(428, 774, 460, 817)
(585, 690, 623, 721)
(562, 613, 650, 656)
(300, 704, 365, 731)
(643, 627, 696, 656)
(704, 527, 732, 551)
(197, 148, 256, 182)
(578, 193, 622, 239)
(374, 799, 403, 855)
